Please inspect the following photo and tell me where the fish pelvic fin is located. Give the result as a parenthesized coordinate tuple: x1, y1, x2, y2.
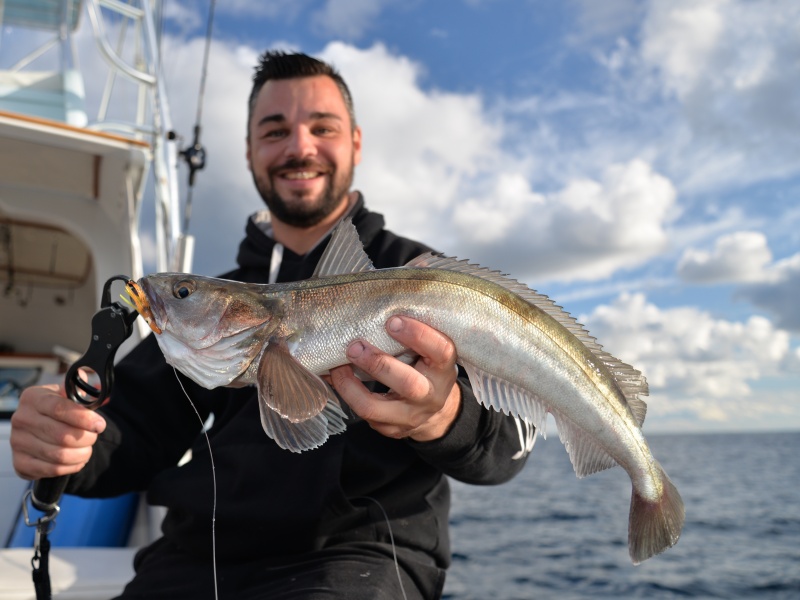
(257, 339, 335, 423)
(628, 463, 685, 564)
(312, 218, 375, 278)
(409, 254, 649, 426)
(258, 396, 348, 453)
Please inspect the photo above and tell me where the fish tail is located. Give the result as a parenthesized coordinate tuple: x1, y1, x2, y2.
(628, 463, 685, 564)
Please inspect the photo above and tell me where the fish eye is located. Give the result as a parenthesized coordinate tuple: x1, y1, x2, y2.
(173, 279, 196, 299)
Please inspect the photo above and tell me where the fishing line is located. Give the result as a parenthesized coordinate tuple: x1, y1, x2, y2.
(173, 368, 219, 600)
(172, 369, 404, 599)
(355, 496, 409, 600)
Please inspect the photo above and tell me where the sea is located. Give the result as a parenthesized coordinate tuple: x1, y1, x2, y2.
(442, 431, 800, 600)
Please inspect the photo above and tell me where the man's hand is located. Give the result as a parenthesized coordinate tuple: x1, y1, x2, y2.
(10, 384, 106, 481)
(330, 316, 462, 442)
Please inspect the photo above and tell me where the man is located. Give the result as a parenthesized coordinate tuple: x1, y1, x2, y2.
(11, 51, 529, 599)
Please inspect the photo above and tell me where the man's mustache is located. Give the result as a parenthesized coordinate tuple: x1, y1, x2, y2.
(270, 158, 332, 175)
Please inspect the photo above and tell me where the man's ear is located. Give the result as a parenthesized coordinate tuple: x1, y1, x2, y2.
(245, 138, 252, 171)
(352, 126, 362, 166)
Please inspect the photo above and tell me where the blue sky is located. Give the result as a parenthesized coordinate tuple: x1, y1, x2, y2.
(65, 0, 800, 432)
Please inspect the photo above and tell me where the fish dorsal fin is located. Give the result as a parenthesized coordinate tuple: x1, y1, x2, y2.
(259, 396, 348, 453)
(257, 338, 336, 422)
(411, 254, 649, 426)
(312, 218, 375, 278)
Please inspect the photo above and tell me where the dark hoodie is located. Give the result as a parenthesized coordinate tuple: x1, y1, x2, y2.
(67, 196, 529, 570)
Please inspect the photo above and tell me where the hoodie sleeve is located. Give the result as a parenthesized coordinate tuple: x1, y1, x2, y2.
(407, 371, 531, 485)
(65, 334, 215, 497)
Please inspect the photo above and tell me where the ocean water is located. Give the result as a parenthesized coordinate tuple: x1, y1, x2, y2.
(443, 431, 800, 599)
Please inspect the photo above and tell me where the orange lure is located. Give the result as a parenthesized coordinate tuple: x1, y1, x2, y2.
(125, 279, 162, 334)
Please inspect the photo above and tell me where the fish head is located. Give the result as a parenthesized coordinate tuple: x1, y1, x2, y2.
(127, 274, 282, 388)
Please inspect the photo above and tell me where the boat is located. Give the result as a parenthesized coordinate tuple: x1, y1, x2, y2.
(0, 1, 193, 597)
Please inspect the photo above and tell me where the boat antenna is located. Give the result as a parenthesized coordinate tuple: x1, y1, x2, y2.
(178, 0, 217, 233)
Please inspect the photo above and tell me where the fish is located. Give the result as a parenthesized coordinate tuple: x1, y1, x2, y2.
(125, 217, 684, 564)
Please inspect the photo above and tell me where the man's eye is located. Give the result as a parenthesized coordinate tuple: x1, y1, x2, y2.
(263, 129, 286, 139)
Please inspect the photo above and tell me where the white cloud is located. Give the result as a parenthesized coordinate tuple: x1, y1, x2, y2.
(453, 159, 677, 283)
(677, 231, 772, 284)
(199, 0, 309, 20)
(149, 37, 264, 275)
(321, 42, 501, 244)
(145, 37, 682, 288)
(453, 174, 545, 245)
(568, 0, 644, 43)
(161, 1, 204, 33)
(638, 0, 800, 188)
(320, 44, 680, 285)
(675, 230, 800, 332)
(312, 0, 393, 40)
(582, 293, 798, 428)
(739, 253, 800, 332)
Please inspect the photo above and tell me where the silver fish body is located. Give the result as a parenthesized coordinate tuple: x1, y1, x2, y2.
(134, 219, 684, 564)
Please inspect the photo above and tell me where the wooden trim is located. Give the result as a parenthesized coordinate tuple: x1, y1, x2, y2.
(0, 109, 151, 148)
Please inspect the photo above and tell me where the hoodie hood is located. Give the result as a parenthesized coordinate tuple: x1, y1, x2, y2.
(234, 193, 387, 281)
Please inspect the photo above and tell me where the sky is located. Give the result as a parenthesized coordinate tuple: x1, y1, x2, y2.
(10, 0, 798, 433)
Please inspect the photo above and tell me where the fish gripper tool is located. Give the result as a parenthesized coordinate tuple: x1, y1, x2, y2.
(23, 275, 140, 600)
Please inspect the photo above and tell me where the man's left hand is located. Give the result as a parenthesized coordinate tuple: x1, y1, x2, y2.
(330, 316, 462, 442)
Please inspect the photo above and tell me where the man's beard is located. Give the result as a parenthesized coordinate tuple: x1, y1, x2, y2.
(254, 157, 354, 228)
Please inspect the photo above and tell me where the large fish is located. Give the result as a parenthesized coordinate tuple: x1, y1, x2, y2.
(125, 218, 684, 564)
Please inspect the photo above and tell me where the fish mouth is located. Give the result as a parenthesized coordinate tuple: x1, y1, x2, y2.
(125, 279, 163, 334)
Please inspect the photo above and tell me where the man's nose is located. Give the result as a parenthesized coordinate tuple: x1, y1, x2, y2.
(284, 127, 316, 159)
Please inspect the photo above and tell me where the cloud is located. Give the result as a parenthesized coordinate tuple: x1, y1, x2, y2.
(312, 0, 393, 40)
(320, 42, 501, 244)
(676, 231, 800, 331)
(452, 159, 677, 283)
(161, 1, 204, 33)
(160, 39, 264, 275)
(638, 0, 800, 188)
(677, 231, 772, 284)
(147, 37, 683, 284)
(738, 253, 800, 332)
(581, 293, 798, 429)
(192, 0, 309, 20)
(320, 45, 678, 285)
(568, 0, 643, 43)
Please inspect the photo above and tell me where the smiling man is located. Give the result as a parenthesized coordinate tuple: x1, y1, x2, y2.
(248, 72, 361, 246)
(11, 51, 531, 599)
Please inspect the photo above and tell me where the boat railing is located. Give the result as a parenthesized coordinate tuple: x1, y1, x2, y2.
(0, 0, 187, 273)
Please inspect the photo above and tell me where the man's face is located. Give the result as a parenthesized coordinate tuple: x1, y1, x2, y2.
(247, 75, 362, 228)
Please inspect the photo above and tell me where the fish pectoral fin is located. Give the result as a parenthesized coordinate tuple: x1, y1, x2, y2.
(312, 217, 375, 278)
(258, 396, 348, 453)
(257, 340, 336, 423)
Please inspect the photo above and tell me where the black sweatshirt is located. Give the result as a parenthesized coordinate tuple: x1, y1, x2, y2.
(67, 196, 529, 568)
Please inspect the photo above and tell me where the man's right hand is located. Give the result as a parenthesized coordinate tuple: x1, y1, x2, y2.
(10, 384, 106, 481)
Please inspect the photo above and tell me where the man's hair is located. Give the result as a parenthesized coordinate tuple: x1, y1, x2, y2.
(248, 50, 357, 134)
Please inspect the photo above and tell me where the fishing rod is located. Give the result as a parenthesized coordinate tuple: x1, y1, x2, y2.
(22, 276, 139, 600)
(176, 0, 216, 235)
